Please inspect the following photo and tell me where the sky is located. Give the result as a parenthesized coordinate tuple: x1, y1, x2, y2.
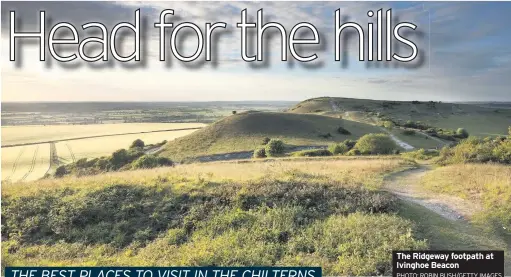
(1, 1, 511, 102)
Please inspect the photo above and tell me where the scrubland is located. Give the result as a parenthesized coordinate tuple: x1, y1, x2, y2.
(2, 157, 426, 276)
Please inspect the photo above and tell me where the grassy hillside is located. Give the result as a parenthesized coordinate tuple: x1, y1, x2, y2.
(290, 97, 511, 137)
(160, 111, 383, 161)
(2, 158, 426, 275)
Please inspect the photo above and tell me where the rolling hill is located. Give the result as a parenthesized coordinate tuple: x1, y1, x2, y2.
(160, 111, 383, 161)
(289, 97, 511, 137)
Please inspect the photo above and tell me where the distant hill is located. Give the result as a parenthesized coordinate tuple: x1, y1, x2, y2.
(160, 111, 383, 161)
(289, 97, 511, 137)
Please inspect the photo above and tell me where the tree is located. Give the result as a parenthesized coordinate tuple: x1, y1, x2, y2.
(130, 139, 145, 149)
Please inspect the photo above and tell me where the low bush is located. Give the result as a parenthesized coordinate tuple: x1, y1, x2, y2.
(346, 149, 361, 156)
(437, 135, 511, 165)
(456, 128, 469, 139)
(262, 137, 271, 145)
(354, 134, 398, 155)
(2, 178, 425, 274)
(382, 121, 394, 130)
(130, 139, 145, 149)
(265, 139, 285, 157)
(253, 147, 267, 158)
(131, 155, 174, 169)
(292, 149, 332, 157)
(402, 149, 440, 160)
(337, 126, 351, 135)
(401, 129, 416, 136)
(328, 143, 349, 155)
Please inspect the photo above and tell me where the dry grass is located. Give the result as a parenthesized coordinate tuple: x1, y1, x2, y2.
(2, 157, 413, 197)
(421, 164, 511, 233)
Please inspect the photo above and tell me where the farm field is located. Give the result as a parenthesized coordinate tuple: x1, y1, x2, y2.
(54, 129, 198, 163)
(1, 123, 205, 182)
(1, 122, 205, 146)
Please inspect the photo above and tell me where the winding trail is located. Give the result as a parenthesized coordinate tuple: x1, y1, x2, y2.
(383, 165, 474, 221)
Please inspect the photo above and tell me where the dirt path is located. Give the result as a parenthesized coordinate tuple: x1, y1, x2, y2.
(379, 127, 415, 151)
(383, 165, 478, 221)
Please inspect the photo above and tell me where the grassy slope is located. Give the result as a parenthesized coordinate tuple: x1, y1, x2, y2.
(420, 164, 511, 234)
(160, 111, 383, 161)
(290, 97, 511, 137)
(2, 158, 425, 275)
(398, 201, 511, 274)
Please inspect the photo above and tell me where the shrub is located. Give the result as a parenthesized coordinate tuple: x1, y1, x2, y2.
(436, 136, 511, 165)
(132, 155, 159, 169)
(354, 134, 398, 155)
(111, 149, 129, 166)
(232, 111, 237, 115)
(132, 155, 174, 169)
(337, 126, 351, 135)
(346, 149, 361, 156)
(253, 147, 267, 158)
(261, 137, 271, 145)
(292, 149, 332, 157)
(265, 139, 285, 157)
(343, 139, 357, 149)
(328, 143, 349, 155)
(401, 129, 416, 136)
(382, 121, 394, 130)
(456, 128, 469, 138)
(130, 139, 145, 149)
(402, 149, 440, 160)
(156, 157, 174, 166)
(75, 158, 89, 168)
(54, 165, 67, 178)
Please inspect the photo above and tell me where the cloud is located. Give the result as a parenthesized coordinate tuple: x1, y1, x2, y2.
(1, 1, 511, 102)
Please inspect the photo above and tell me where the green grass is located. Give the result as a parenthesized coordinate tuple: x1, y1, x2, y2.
(160, 111, 383, 161)
(2, 158, 424, 275)
(397, 201, 511, 274)
(289, 97, 511, 137)
(420, 164, 511, 236)
(390, 129, 445, 149)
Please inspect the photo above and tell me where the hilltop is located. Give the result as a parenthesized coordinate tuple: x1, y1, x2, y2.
(160, 111, 382, 161)
(289, 97, 511, 137)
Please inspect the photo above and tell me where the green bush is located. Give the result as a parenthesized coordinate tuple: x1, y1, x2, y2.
(456, 128, 469, 138)
(132, 155, 174, 169)
(354, 134, 398, 155)
(265, 139, 285, 157)
(402, 149, 440, 160)
(437, 136, 511, 165)
(343, 139, 357, 149)
(346, 149, 361, 156)
(132, 155, 158, 169)
(382, 121, 394, 130)
(262, 137, 271, 145)
(54, 165, 67, 178)
(328, 143, 349, 155)
(130, 139, 145, 149)
(337, 126, 351, 135)
(401, 129, 416, 136)
(253, 147, 267, 158)
(156, 157, 174, 166)
(292, 149, 332, 157)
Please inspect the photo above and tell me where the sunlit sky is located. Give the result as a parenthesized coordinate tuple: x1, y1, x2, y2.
(2, 1, 511, 102)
